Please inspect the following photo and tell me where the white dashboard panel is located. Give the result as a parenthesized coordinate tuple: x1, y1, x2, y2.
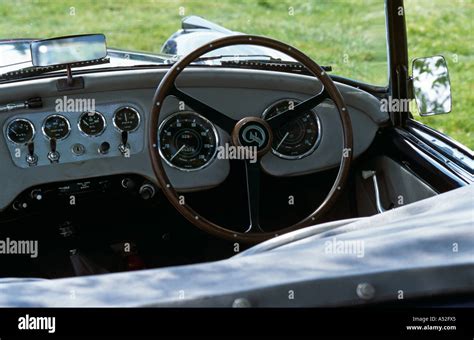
(0, 68, 388, 211)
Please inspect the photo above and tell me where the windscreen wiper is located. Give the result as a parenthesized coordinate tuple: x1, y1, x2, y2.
(219, 59, 332, 75)
(194, 54, 281, 62)
(192, 54, 332, 74)
(0, 57, 110, 81)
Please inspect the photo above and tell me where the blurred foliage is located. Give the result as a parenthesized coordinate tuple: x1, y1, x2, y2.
(0, 0, 472, 148)
(406, 0, 473, 149)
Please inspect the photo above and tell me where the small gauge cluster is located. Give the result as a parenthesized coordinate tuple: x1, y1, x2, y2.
(3, 105, 143, 168)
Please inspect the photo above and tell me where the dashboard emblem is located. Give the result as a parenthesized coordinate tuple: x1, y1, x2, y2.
(241, 124, 267, 148)
(232, 117, 273, 156)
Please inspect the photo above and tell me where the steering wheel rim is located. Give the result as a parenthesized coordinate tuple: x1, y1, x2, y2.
(149, 35, 353, 244)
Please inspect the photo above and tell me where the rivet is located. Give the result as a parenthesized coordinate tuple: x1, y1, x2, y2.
(356, 282, 375, 300)
(232, 298, 252, 308)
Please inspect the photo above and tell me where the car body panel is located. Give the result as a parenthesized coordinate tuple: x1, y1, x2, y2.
(0, 185, 472, 307)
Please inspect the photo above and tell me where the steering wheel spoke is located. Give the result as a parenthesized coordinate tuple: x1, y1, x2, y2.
(170, 84, 236, 134)
(244, 159, 264, 233)
(267, 88, 328, 130)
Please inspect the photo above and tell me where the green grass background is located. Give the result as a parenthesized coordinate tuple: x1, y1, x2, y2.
(1, 0, 472, 148)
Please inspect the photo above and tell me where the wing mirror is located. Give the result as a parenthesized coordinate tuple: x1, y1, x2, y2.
(411, 56, 452, 116)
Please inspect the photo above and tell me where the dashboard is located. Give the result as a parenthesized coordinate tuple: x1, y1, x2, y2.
(0, 67, 388, 211)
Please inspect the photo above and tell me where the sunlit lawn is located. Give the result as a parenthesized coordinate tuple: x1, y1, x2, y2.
(0, 0, 472, 148)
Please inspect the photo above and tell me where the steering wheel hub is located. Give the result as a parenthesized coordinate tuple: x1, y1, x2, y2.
(232, 117, 273, 156)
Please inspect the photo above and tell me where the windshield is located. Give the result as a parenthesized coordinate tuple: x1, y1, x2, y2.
(0, 0, 387, 85)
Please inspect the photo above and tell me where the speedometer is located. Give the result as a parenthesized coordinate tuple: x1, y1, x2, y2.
(158, 112, 218, 171)
(263, 99, 321, 159)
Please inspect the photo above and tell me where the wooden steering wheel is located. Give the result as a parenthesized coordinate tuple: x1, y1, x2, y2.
(149, 35, 353, 244)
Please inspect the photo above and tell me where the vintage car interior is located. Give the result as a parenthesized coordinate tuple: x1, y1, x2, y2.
(0, 16, 472, 283)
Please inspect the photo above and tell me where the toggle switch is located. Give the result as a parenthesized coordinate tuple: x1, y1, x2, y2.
(119, 131, 130, 156)
(26, 141, 38, 166)
(47, 138, 60, 163)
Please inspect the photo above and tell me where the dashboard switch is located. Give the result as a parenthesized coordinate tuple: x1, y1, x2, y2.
(119, 131, 130, 156)
(139, 183, 155, 200)
(47, 138, 60, 163)
(121, 177, 136, 190)
(26, 141, 38, 166)
(12, 201, 28, 211)
(48, 151, 60, 163)
(98, 141, 110, 154)
(121, 131, 128, 146)
(30, 189, 43, 201)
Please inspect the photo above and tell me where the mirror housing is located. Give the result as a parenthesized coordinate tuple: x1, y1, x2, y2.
(411, 56, 452, 116)
(30, 34, 107, 67)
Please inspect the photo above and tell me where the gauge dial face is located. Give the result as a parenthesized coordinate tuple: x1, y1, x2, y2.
(7, 119, 35, 144)
(42, 115, 70, 140)
(113, 107, 140, 132)
(158, 112, 218, 171)
(78, 111, 106, 136)
(263, 99, 321, 159)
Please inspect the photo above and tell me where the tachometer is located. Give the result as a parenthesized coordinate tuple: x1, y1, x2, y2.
(78, 111, 106, 136)
(113, 107, 140, 132)
(263, 99, 321, 159)
(42, 115, 71, 140)
(6, 119, 35, 144)
(158, 112, 218, 171)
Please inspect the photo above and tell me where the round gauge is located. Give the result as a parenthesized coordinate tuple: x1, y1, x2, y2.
(158, 112, 219, 171)
(113, 107, 141, 132)
(78, 111, 106, 136)
(6, 119, 35, 144)
(263, 99, 321, 159)
(42, 115, 70, 140)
